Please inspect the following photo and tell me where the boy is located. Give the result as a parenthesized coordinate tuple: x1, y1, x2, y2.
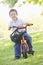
(8, 9, 34, 59)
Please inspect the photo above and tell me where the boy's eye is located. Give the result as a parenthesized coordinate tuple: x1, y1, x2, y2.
(11, 14, 15, 16)
(10, 12, 16, 16)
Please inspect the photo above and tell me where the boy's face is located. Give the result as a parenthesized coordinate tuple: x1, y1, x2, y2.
(9, 11, 18, 20)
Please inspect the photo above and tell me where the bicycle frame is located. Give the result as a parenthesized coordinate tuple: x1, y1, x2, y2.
(20, 35, 29, 53)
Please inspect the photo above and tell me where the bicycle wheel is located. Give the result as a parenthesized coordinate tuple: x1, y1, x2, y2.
(22, 44, 27, 58)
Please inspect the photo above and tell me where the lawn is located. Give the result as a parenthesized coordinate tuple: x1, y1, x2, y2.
(0, 31, 43, 65)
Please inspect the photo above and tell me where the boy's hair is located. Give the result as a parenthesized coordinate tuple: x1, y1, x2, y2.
(9, 9, 18, 15)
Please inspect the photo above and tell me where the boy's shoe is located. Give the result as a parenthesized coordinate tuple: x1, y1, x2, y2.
(28, 50, 35, 55)
(14, 56, 20, 60)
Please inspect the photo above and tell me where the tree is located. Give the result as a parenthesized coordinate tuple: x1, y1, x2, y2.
(27, 0, 43, 6)
(2, 0, 18, 7)
(2, 0, 43, 8)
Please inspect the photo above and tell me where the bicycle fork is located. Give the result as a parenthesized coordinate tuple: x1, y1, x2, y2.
(20, 36, 29, 53)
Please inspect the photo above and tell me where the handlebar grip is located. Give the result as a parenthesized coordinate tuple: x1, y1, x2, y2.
(27, 24, 33, 26)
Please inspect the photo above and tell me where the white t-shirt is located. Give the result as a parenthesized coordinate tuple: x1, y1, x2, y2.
(8, 19, 27, 32)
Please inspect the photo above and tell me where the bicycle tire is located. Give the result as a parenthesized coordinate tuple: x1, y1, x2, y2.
(22, 44, 27, 58)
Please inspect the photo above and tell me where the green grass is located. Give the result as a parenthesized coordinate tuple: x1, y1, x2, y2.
(0, 31, 43, 65)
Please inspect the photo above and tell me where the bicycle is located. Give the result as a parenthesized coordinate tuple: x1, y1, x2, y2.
(10, 24, 34, 58)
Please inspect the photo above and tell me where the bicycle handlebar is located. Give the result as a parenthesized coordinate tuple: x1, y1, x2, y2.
(12, 24, 33, 29)
(11, 24, 33, 34)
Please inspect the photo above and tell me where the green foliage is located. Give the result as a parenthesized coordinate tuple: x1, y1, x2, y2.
(2, 0, 18, 7)
(27, 0, 43, 5)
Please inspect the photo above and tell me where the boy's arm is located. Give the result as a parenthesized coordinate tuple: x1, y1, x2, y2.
(8, 21, 13, 30)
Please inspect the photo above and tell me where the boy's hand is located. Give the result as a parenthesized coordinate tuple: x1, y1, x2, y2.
(18, 25, 23, 28)
(30, 24, 33, 25)
(8, 27, 11, 30)
(18, 25, 26, 29)
(8, 26, 15, 30)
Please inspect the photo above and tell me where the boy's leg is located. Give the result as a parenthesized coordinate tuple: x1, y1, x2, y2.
(14, 42, 21, 59)
(23, 32, 33, 51)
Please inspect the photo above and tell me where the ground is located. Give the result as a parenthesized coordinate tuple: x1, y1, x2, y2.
(0, 31, 43, 65)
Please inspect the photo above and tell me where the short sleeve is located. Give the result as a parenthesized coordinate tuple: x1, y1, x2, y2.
(8, 21, 13, 28)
